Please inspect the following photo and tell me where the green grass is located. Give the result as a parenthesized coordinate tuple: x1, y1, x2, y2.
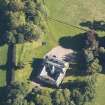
(0, 45, 8, 65)
(0, 45, 8, 87)
(16, 40, 42, 64)
(0, 71, 6, 87)
(46, 0, 105, 26)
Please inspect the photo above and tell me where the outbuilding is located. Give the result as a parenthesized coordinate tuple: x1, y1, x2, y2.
(38, 46, 74, 87)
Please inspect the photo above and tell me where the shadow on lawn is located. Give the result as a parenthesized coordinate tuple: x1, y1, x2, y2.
(59, 32, 105, 51)
(59, 33, 87, 76)
(61, 80, 86, 91)
(80, 20, 105, 31)
(99, 36, 105, 48)
(79, 20, 105, 47)
(0, 35, 7, 46)
(0, 65, 7, 71)
(0, 86, 7, 104)
(0, 9, 9, 46)
(30, 58, 43, 81)
(6, 44, 16, 85)
(59, 33, 86, 51)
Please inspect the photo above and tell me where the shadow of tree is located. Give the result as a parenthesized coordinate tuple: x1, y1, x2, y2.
(0, 36, 6, 46)
(0, 65, 7, 71)
(59, 31, 105, 52)
(61, 80, 86, 92)
(80, 20, 105, 31)
(99, 55, 105, 73)
(0, 8, 9, 46)
(59, 33, 86, 51)
(59, 33, 89, 76)
(59, 31, 105, 76)
(64, 52, 86, 76)
(0, 86, 7, 104)
(6, 44, 16, 85)
(98, 36, 105, 47)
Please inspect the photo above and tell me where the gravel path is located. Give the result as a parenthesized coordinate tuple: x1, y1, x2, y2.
(46, 46, 74, 60)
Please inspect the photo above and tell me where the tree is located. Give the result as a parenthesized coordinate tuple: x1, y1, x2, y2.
(34, 89, 52, 105)
(26, 88, 52, 105)
(84, 48, 102, 74)
(53, 90, 65, 105)
(16, 33, 24, 43)
(17, 22, 42, 41)
(5, 31, 16, 44)
(24, 0, 37, 20)
(84, 76, 96, 102)
(88, 58, 102, 74)
(52, 89, 71, 105)
(84, 48, 94, 63)
(71, 89, 84, 105)
(63, 89, 71, 105)
(7, 11, 26, 29)
(83, 30, 102, 74)
(85, 30, 98, 49)
(8, 0, 24, 12)
(0, 0, 47, 44)
(5, 81, 33, 105)
(35, 94, 52, 105)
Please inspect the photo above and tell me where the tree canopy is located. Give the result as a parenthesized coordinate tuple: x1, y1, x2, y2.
(0, 0, 47, 44)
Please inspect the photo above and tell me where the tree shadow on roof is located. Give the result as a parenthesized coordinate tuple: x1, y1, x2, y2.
(80, 20, 105, 31)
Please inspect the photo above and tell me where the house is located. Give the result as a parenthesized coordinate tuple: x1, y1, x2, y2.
(38, 46, 74, 87)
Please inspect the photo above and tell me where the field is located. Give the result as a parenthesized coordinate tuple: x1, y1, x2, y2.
(0, 0, 105, 104)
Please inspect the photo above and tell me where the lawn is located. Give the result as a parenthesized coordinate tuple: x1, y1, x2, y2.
(46, 0, 105, 26)
(0, 45, 8, 87)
